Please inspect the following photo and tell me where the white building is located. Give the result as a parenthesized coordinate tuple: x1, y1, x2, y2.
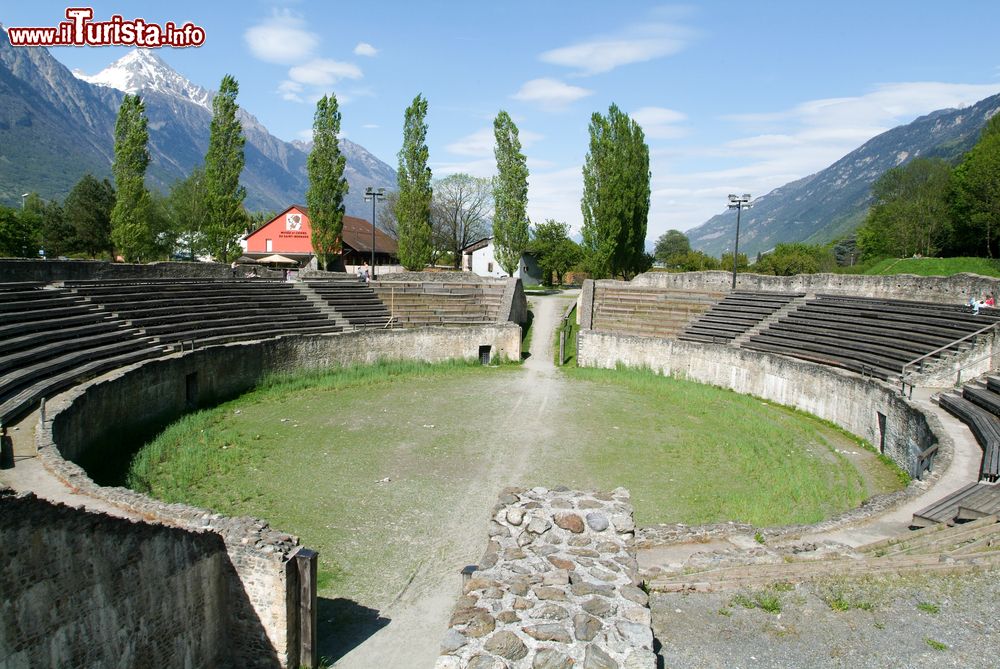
(462, 237, 543, 284)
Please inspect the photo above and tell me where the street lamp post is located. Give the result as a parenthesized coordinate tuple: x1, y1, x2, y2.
(21, 193, 29, 210)
(364, 187, 386, 279)
(727, 193, 751, 290)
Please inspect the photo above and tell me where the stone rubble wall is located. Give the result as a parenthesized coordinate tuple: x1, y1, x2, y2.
(27, 324, 522, 667)
(628, 270, 1000, 303)
(435, 486, 656, 669)
(0, 258, 281, 282)
(0, 489, 234, 668)
(578, 330, 947, 481)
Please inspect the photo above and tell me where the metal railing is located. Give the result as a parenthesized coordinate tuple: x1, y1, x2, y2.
(558, 302, 577, 366)
(900, 322, 998, 397)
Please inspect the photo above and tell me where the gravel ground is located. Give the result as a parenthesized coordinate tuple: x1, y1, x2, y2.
(651, 569, 1000, 668)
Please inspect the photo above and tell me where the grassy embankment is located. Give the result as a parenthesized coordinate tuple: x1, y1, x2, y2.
(859, 257, 1000, 278)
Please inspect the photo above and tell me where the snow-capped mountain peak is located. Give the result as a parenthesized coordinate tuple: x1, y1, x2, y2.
(73, 49, 211, 110)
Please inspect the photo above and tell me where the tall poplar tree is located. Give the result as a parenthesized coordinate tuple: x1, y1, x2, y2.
(395, 94, 433, 271)
(110, 93, 152, 261)
(203, 75, 247, 263)
(306, 94, 348, 271)
(581, 103, 650, 279)
(492, 110, 530, 276)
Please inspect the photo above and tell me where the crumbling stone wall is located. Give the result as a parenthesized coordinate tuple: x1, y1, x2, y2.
(28, 324, 521, 667)
(628, 270, 1000, 303)
(436, 486, 656, 668)
(0, 258, 280, 282)
(577, 331, 944, 480)
(0, 489, 245, 668)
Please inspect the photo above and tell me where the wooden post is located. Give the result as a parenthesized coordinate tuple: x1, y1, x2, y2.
(559, 328, 566, 366)
(295, 548, 318, 669)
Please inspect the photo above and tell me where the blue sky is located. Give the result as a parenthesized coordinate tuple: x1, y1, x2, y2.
(7, 1, 1000, 242)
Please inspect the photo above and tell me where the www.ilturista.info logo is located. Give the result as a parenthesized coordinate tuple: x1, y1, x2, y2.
(5, 8, 206, 48)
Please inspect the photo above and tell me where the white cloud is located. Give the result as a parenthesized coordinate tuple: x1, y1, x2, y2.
(354, 42, 378, 57)
(277, 80, 304, 102)
(244, 12, 319, 64)
(446, 127, 543, 157)
(431, 158, 496, 179)
(540, 20, 692, 76)
(630, 107, 688, 139)
(288, 59, 363, 87)
(527, 167, 584, 233)
(512, 78, 593, 111)
(362, 123, 380, 129)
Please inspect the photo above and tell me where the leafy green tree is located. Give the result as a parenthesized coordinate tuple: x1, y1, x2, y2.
(857, 157, 953, 259)
(672, 250, 720, 272)
(395, 94, 433, 271)
(720, 251, 749, 273)
(530, 219, 583, 285)
(110, 93, 154, 261)
(167, 167, 208, 260)
(0, 205, 38, 257)
(64, 173, 115, 258)
(581, 103, 650, 279)
(653, 229, 691, 265)
(754, 243, 835, 275)
(40, 203, 72, 257)
(492, 110, 530, 275)
(951, 114, 1000, 257)
(203, 75, 247, 263)
(432, 173, 492, 269)
(306, 94, 348, 270)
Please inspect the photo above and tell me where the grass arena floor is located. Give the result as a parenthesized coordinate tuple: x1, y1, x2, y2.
(124, 360, 906, 639)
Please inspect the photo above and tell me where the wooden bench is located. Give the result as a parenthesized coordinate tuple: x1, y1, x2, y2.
(938, 392, 1000, 481)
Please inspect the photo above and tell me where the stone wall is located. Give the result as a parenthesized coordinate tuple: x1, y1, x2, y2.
(629, 270, 1000, 303)
(436, 487, 656, 669)
(0, 258, 281, 283)
(28, 324, 520, 668)
(577, 331, 942, 479)
(0, 489, 243, 668)
(499, 278, 529, 325)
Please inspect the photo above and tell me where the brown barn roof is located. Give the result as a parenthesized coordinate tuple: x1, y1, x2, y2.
(340, 215, 398, 255)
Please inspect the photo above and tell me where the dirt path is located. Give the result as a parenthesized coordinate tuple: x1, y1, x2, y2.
(332, 291, 578, 668)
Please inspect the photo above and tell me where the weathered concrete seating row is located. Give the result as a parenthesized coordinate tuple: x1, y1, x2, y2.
(306, 279, 394, 328)
(69, 280, 343, 344)
(0, 286, 164, 424)
(912, 480, 1000, 526)
(934, 377, 1000, 483)
(372, 281, 505, 326)
(678, 291, 803, 343)
(0, 280, 355, 424)
(592, 286, 725, 338)
(742, 294, 999, 380)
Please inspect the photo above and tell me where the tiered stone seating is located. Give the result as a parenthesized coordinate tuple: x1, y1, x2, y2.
(371, 281, 505, 327)
(742, 294, 999, 380)
(305, 277, 393, 328)
(677, 291, 804, 343)
(0, 284, 163, 424)
(591, 286, 725, 338)
(67, 279, 342, 345)
(651, 515, 1000, 592)
(912, 481, 1000, 526)
(935, 376, 1000, 483)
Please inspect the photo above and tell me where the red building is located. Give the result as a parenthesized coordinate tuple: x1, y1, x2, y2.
(243, 205, 399, 268)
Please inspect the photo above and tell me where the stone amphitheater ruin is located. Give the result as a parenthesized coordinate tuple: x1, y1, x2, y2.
(2, 260, 999, 668)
